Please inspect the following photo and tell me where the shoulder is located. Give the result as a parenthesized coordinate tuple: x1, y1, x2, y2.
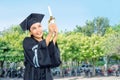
(23, 37, 32, 41)
(23, 37, 34, 46)
(23, 37, 35, 43)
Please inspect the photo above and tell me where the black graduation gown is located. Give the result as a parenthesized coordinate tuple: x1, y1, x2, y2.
(23, 37, 61, 80)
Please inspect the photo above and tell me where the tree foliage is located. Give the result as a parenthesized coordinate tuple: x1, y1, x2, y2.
(0, 17, 120, 70)
(0, 26, 25, 62)
(74, 17, 110, 36)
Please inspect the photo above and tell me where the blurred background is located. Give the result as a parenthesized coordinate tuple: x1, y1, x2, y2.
(0, 0, 120, 79)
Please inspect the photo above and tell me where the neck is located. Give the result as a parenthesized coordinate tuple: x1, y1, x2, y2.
(33, 37, 43, 42)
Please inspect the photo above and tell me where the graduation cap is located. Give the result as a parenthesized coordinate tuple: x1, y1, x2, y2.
(20, 13, 45, 31)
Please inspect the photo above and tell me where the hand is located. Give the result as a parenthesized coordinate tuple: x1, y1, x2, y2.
(53, 25, 58, 44)
(54, 25, 58, 36)
(48, 16, 55, 23)
(46, 23, 58, 46)
(48, 23, 58, 34)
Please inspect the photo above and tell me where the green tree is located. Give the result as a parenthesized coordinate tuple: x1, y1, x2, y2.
(103, 27, 120, 60)
(79, 34, 105, 76)
(93, 17, 110, 35)
(0, 38, 10, 68)
(112, 24, 120, 33)
(1, 26, 26, 62)
(74, 17, 110, 36)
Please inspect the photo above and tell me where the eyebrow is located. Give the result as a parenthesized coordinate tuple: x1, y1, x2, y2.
(39, 25, 42, 27)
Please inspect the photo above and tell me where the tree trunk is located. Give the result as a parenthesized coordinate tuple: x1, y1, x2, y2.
(92, 58, 96, 76)
(78, 61, 80, 67)
(103, 56, 108, 76)
(0, 61, 4, 77)
(0, 61, 4, 68)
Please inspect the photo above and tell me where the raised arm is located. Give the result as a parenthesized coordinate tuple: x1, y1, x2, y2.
(45, 23, 58, 46)
(53, 24, 58, 44)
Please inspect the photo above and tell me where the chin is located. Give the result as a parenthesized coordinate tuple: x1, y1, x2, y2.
(37, 35, 43, 39)
(33, 34, 43, 39)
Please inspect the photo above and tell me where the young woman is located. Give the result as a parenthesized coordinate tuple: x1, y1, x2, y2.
(20, 13, 61, 80)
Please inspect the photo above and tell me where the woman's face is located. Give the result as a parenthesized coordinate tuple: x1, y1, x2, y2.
(30, 22, 43, 39)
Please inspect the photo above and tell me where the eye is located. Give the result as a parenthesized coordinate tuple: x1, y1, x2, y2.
(31, 26, 36, 30)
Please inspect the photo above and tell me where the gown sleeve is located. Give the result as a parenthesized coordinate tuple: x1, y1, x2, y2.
(23, 37, 51, 68)
(48, 41, 61, 68)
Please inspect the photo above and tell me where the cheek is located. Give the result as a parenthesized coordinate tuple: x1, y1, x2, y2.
(38, 27, 43, 34)
(30, 30, 37, 35)
(40, 27, 43, 31)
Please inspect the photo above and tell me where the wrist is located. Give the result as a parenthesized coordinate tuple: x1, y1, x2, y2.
(48, 32, 53, 35)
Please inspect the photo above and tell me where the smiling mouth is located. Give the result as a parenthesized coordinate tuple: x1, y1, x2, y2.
(36, 32, 42, 35)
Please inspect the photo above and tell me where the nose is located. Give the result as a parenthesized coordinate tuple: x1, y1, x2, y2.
(37, 26, 42, 32)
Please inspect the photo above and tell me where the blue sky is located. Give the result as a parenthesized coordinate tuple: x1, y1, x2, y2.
(0, 0, 120, 31)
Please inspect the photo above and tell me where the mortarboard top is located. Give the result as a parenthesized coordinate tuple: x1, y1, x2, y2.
(20, 13, 45, 31)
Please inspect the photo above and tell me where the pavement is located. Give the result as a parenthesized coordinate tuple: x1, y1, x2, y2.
(55, 76, 120, 80)
(0, 76, 120, 80)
